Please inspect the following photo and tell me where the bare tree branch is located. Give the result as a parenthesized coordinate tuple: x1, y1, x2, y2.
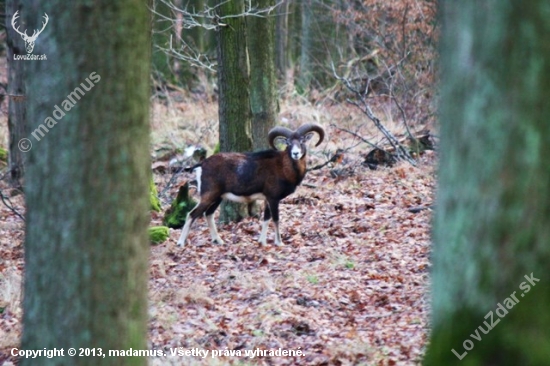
(0, 188, 25, 221)
(330, 124, 381, 150)
(331, 62, 417, 167)
(150, 0, 283, 72)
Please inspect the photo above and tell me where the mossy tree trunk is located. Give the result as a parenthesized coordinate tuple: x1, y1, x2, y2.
(216, 0, 252, 223)
(247, 0, 277, 151)
(163, 181, 196, 228)
(425, 1, 550, 365)
(6, 0, 27, 185)
(21, 1, 151, 365)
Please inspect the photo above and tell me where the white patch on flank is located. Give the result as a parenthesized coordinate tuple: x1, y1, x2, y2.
(195, 167, 202, 194)
(222, 192, 266, 203)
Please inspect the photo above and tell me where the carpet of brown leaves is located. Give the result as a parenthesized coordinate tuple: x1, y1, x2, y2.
(147, 143, 435, 365)
(0, 100, 436, 365)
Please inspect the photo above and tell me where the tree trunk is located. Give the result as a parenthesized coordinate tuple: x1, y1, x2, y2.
(297, 0, 313, 92)
(174, 0, 197, 87)
(275, 0, 289, 84)
(216, 0, 252, 223)
(0, 0, 5, 35)
(247, 0, 277, 151)
(297, 0, 343, 92)
(186, 0, 207, 53)
(287, 0, 302, 79)
(151, 0, 174, 84)
(425, 1, 550, 365)
(21, 1, 151, 365)
(5, 0, 27, 185)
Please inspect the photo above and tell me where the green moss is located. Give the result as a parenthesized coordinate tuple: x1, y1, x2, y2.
(163, 182, 197, 229)
(148, 226, 169, 244)
(150, 179, 161, 212)
(212, 142, 220, 155)
(0, 147, 7, 164)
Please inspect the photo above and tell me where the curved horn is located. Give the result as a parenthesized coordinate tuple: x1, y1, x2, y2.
(268, 126, 294, 149)
(296, 123, 325, 147)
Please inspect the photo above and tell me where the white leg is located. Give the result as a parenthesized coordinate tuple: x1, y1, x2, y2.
(273, 221, 282, 246)
(177, 213, 194, 246)
(206, 214, 224, 244)
(259, 220, 269, 246)
(195, 167, 202, 194)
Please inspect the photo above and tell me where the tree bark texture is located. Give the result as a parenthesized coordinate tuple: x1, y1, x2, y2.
(247, 0, 277, 151)
(425, 1, 550, 365)
(216, 0, 252, 153)
(21, 1, 151, 365)
(275, 0, 289, 83)
(6, 0, 27, 184)
(216, 0, 252, 223)
(287, 0, 302, 73)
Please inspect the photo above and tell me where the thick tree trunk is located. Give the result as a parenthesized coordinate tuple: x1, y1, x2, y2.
(247, 0, 277, 151)
(425, 1, 550, 365)
(5, 0, 27, 185)
(216, 0, 252, 223)
(21, 1, 151, 365)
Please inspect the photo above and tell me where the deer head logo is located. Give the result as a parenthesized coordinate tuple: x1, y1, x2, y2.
(11, 11, 49, 54)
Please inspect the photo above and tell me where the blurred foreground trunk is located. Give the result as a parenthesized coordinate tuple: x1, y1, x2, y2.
(21, 1, 151, 365)
(425, 1, 550, 365)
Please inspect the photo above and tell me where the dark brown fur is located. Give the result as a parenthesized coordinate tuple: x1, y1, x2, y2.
(188, 147, 308, 224)
(177, 123, 324, 246)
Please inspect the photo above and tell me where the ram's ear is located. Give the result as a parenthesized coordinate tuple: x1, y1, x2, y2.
(301, 132, 315, 143)
(273, 136, 289, 150)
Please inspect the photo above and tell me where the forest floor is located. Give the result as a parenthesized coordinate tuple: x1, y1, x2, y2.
(0, 85, 436, 365)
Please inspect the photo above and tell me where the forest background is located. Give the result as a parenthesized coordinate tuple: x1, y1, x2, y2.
(0, 1, 439, 365)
